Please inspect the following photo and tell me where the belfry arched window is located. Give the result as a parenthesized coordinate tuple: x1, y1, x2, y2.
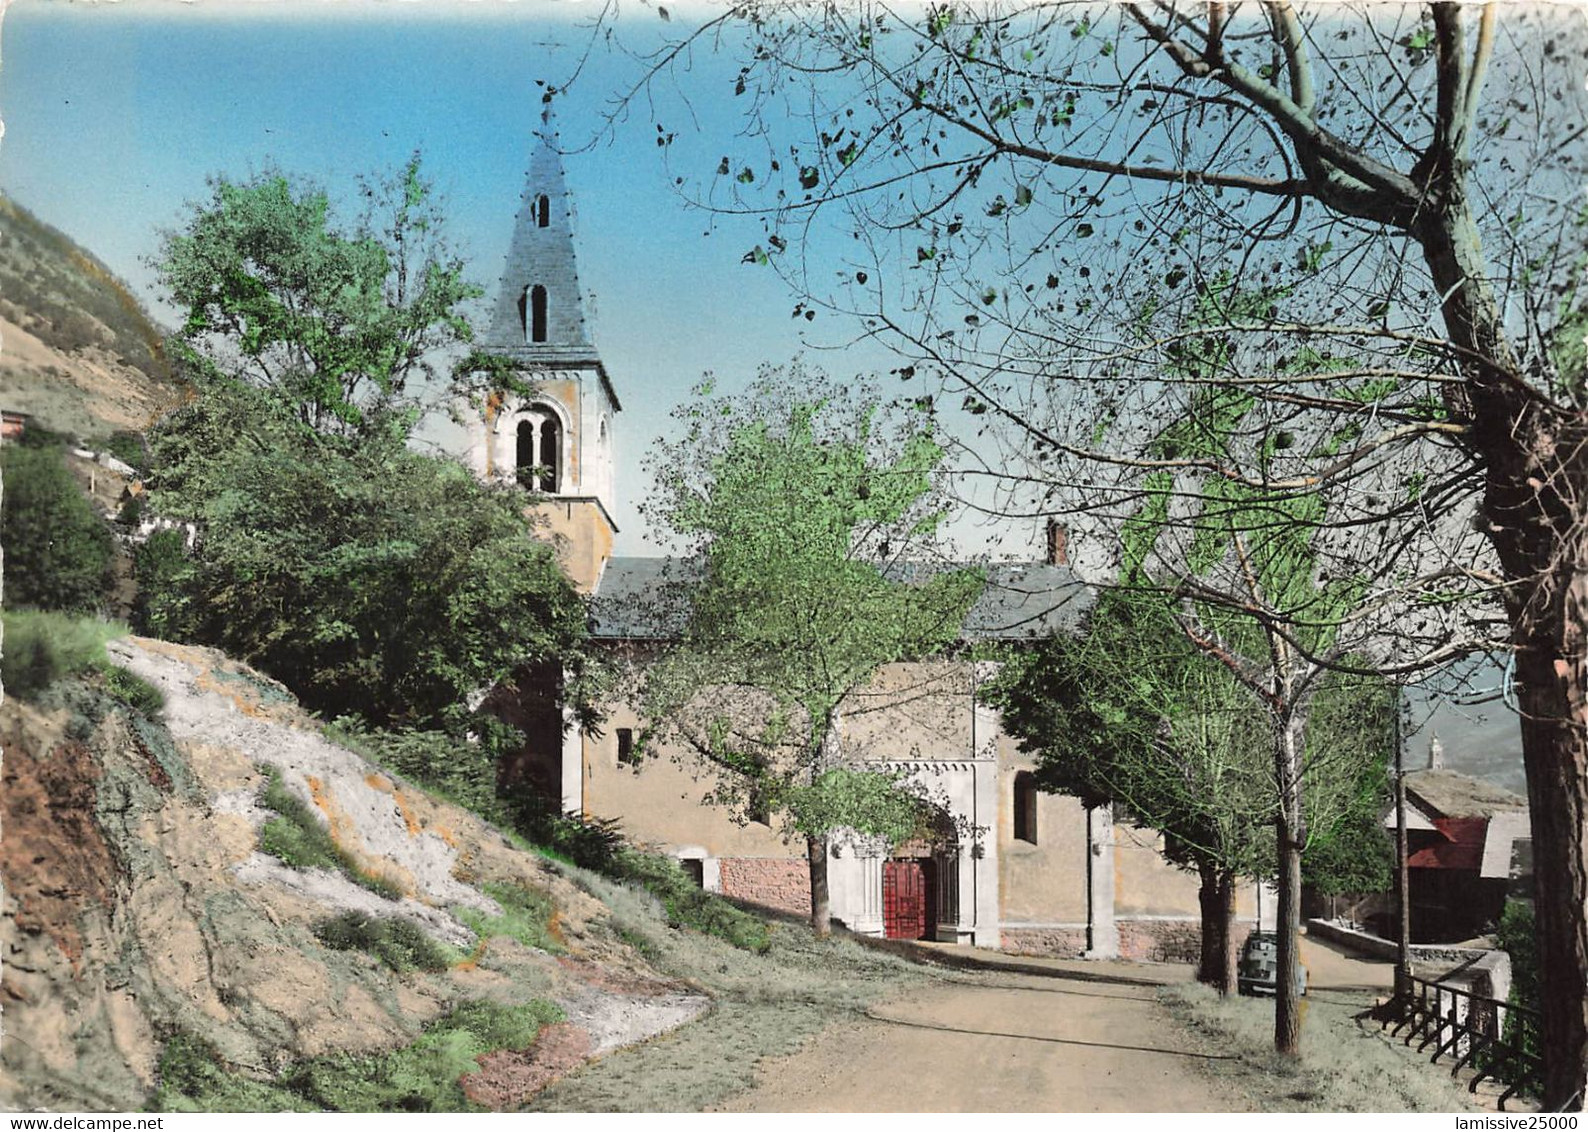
(515, 407, 562, 494)
(534, 194, 550, 228)
(528, 285, 548, 344)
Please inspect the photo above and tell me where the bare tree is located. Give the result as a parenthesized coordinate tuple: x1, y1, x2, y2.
(579, 0, 1588, 1101)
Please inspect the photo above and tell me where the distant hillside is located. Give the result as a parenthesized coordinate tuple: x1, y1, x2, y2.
(0, 195, 184, 437)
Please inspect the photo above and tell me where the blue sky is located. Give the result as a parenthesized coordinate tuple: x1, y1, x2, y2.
(0, 0, 907, 555)
(0, 0, 1530, 779)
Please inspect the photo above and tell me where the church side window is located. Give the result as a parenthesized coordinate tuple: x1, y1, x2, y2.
(1014, 772, 1038, 844)
(534, 194, 550, 228)
(515, 409, 562, 494)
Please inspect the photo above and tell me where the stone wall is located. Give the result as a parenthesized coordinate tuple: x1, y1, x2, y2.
(1000, 927, 1088, 957)
(718, 857, 811, 917)
(1117, 918, 1255, 964)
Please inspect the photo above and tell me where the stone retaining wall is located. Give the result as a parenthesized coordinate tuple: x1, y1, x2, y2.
(1003, 919, 1257, 963)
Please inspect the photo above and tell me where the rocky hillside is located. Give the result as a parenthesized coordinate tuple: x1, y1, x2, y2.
(0, 637, 706, 1112)
(0, 196, 184, 437)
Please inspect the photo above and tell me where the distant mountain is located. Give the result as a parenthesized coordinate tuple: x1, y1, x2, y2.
(0, 194, 184, 438)
(1410, 666, 1530, 800)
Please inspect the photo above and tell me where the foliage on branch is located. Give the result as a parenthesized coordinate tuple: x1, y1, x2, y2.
(640, 367, 983, 876)
(157, 154, 514, 437)
(141, 377, 590, 730)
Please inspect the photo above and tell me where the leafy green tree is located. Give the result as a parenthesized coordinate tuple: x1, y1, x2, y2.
(1299, 671, 1396, 901)
(990, 586, 1269, 993)
(142, 378, 588, 730)
(157, 154, 482, 436)
(641, 368, 983, 934)
(143, 154, 589, 733)
(1, 439, 114, 614)
(991, 585, 1390, 995)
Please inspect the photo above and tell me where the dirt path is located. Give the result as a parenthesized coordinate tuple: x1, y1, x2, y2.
(717, 950, 1249, 1113)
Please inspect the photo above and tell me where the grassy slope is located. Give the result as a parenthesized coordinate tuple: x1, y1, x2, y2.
(528, 866, 928, 1113)
(1162, 983, 1486, 1112)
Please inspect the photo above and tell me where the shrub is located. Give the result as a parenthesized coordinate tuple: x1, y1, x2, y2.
(105, 665, 165, 716)
(1, 440, 114, 613)
(613, 849, 771, 954)
(0, 609, 148, 705)
(1495, 899, 1541, 1067)
(312, 911, 458, 973)
(153, 999, 564, 1112)
(142, 379, 591, 730)
(101, 429, 148, 475)
(132, 527, 191, 636)
(153, 1032, 313, 1113)
(284, 999, 564, 1112)
(455, 881, 562, 954)
(256, 766, 400, 899)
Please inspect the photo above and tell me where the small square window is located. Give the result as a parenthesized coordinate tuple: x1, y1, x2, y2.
(617, 727, 637, 766)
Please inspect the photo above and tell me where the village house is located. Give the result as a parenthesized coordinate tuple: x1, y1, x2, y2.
(464, 125, 1271, 959)
(1393, 740, 1531, 942)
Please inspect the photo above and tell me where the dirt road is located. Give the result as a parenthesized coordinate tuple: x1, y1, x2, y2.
(717, 950, 1250, 1112)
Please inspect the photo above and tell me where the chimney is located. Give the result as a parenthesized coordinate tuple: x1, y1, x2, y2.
(1045, 520, 1069, 567)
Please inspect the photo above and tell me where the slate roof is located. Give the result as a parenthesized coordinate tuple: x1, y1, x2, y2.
(485, 123, 596, 358)
(1404, 769, 1527, 820)
(588, 556, 1093, 642)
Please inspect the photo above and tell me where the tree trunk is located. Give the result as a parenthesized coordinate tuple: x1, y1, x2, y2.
(1274, 712, 1305, 1056)
(807, 833, 832, 938)
(1514, 629, 1588, 1111)
(1195, 862, 1238, 995)
(1217, 869, 1238, 998)
(1492, 556, 1588, 1111)
(1196, 860, 1222, 988)
(1418, 195, 1588, 1110)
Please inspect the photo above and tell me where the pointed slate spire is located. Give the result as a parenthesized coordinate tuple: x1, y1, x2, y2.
(484, 110, 600, 364)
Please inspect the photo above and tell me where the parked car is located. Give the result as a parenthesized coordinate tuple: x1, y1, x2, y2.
(1237, 931, 1308, 997)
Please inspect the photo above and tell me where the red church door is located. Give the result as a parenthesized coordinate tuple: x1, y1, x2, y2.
(883, 858, 936, 940)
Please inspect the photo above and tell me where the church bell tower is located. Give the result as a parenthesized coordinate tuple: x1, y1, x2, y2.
(473, 115, 620, 592)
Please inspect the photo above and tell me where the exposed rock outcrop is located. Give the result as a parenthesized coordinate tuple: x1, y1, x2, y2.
(0, 638, 706, 1111)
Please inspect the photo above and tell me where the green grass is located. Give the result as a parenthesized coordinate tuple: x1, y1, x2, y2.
(1, 609, 162, 709)
(331, 721, 771, 954)
(256, 765, 402, 900)
(528, 861, 926, 1113)
(1161, 982, 1485, 1112)
(153, 1000, 564, 1113)
(456, 881, 563, 954)
(152, 1033, 315, 1113)
(612, 849, 772, 954)
(312, 911, 461, 973)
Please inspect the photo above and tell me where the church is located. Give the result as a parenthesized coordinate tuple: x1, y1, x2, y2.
(462, 124, 1267, 960)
